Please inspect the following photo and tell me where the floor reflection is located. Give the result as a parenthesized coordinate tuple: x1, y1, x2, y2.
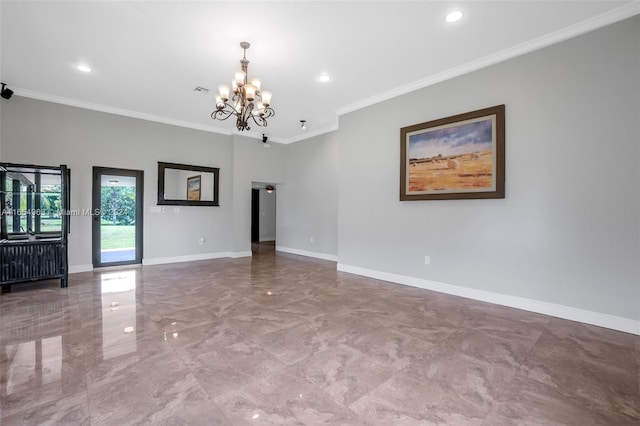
(0, 293, 70, 398)
(100, 270, 137, 360)
(4, 336, 62, 395)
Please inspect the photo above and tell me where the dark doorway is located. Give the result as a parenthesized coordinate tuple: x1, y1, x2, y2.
(92, 167, 144, 268)
(251, 188, 259, 242)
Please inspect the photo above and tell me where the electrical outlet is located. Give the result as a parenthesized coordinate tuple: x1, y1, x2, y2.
(199, 237, 206, 245)
(424, 256, 431, 265)
(310, 236, 314, 244)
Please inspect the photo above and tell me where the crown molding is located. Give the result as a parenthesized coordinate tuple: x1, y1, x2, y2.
(336, 2, 640, 117)
(280, 123, 339, 144)
(13, 88, 235, 136)
(10, 2, 639, 145)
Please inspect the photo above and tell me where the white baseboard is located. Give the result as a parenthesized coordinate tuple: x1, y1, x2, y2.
(276, 246, 338, 262)
(229, 251, 252, 258)
(259, 237, 276, 242)
(69, 264, 94, 273)
(337, 263, 640, 336)
(70, 251, 252, 272)
(143, 251, 231, 266)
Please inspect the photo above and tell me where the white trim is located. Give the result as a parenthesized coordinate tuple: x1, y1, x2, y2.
(229, 251, 253, 258)
(69, 264, 93, 274)
(71, 251, 253, 271)
(336, 263, 640, 336)
(14, 88, 234, 136)
(10, 3, 639, 145)
(276, 246, 338, 262)
(336, 2, 640, 117)
(259, 237, 276, 242)
(143, 251, 230, 266)
(280, 123, 339, 145)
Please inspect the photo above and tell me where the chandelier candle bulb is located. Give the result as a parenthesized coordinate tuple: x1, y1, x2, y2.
(244, 84, 256, 101)
(235, 71, 246, 85)
(261, 91, 272, 106)
(218, 85, 230, 101)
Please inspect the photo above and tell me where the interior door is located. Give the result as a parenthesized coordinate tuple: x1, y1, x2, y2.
(251, 188, 259, 242)
(92, 167, 143, 268)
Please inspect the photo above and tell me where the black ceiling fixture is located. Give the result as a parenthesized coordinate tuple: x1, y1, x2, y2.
(1, 83, 14, 100)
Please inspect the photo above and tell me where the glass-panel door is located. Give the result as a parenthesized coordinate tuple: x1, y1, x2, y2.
(92, 167, 143, 267)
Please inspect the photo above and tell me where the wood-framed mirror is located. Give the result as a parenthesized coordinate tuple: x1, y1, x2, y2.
(157, 162, 219, 206)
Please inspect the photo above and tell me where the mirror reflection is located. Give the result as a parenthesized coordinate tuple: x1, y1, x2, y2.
(157, 162, 219, 206)
(163, 169, 215, 202)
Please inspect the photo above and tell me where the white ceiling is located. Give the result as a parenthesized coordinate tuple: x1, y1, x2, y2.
(1, 1, 638, 143)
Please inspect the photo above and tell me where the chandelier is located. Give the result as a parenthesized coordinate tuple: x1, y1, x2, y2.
(211, 42, 274, 131)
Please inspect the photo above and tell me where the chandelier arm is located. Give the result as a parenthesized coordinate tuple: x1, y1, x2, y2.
(211, 105, 236, 121)
(250, 107, 275, 128)
(250, 115, 267, 128)
(261, 107, 275, 119)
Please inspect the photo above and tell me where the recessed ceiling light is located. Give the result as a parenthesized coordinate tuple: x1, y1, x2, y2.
(445, 10, 463, 23)
(318, 73, 332, 83)
(76, 64, 92, 73)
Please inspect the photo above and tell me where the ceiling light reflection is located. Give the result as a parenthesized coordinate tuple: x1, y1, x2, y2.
(318, 73, 331, 82)
(446, 10, 463, 23)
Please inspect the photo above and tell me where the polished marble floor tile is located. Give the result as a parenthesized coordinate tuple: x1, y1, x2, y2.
(182, 340, 287, 399)
(213, 369, 362, 425)
(0, 391, 91, 426)
(520, 328, 640, 420)
(291, 343, 395, 407)
(483, 372, 638, 426)
(1, 245, 639, 425)
(349, 371, 488, 425)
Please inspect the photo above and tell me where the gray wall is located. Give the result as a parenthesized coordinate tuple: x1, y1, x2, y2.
(258, 188, 276, 242)
(336, 17, 639, 321)
(0, 97, 235, 269)
(231, 135, 285, 253)
(277, 131, 338, 258)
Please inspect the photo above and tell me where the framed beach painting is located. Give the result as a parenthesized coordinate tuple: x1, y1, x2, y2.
(187, 175, 202, 201)
(400, 104, 505, 201)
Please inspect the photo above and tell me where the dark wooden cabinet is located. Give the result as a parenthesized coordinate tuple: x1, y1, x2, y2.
(0, 163, 70, 292)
